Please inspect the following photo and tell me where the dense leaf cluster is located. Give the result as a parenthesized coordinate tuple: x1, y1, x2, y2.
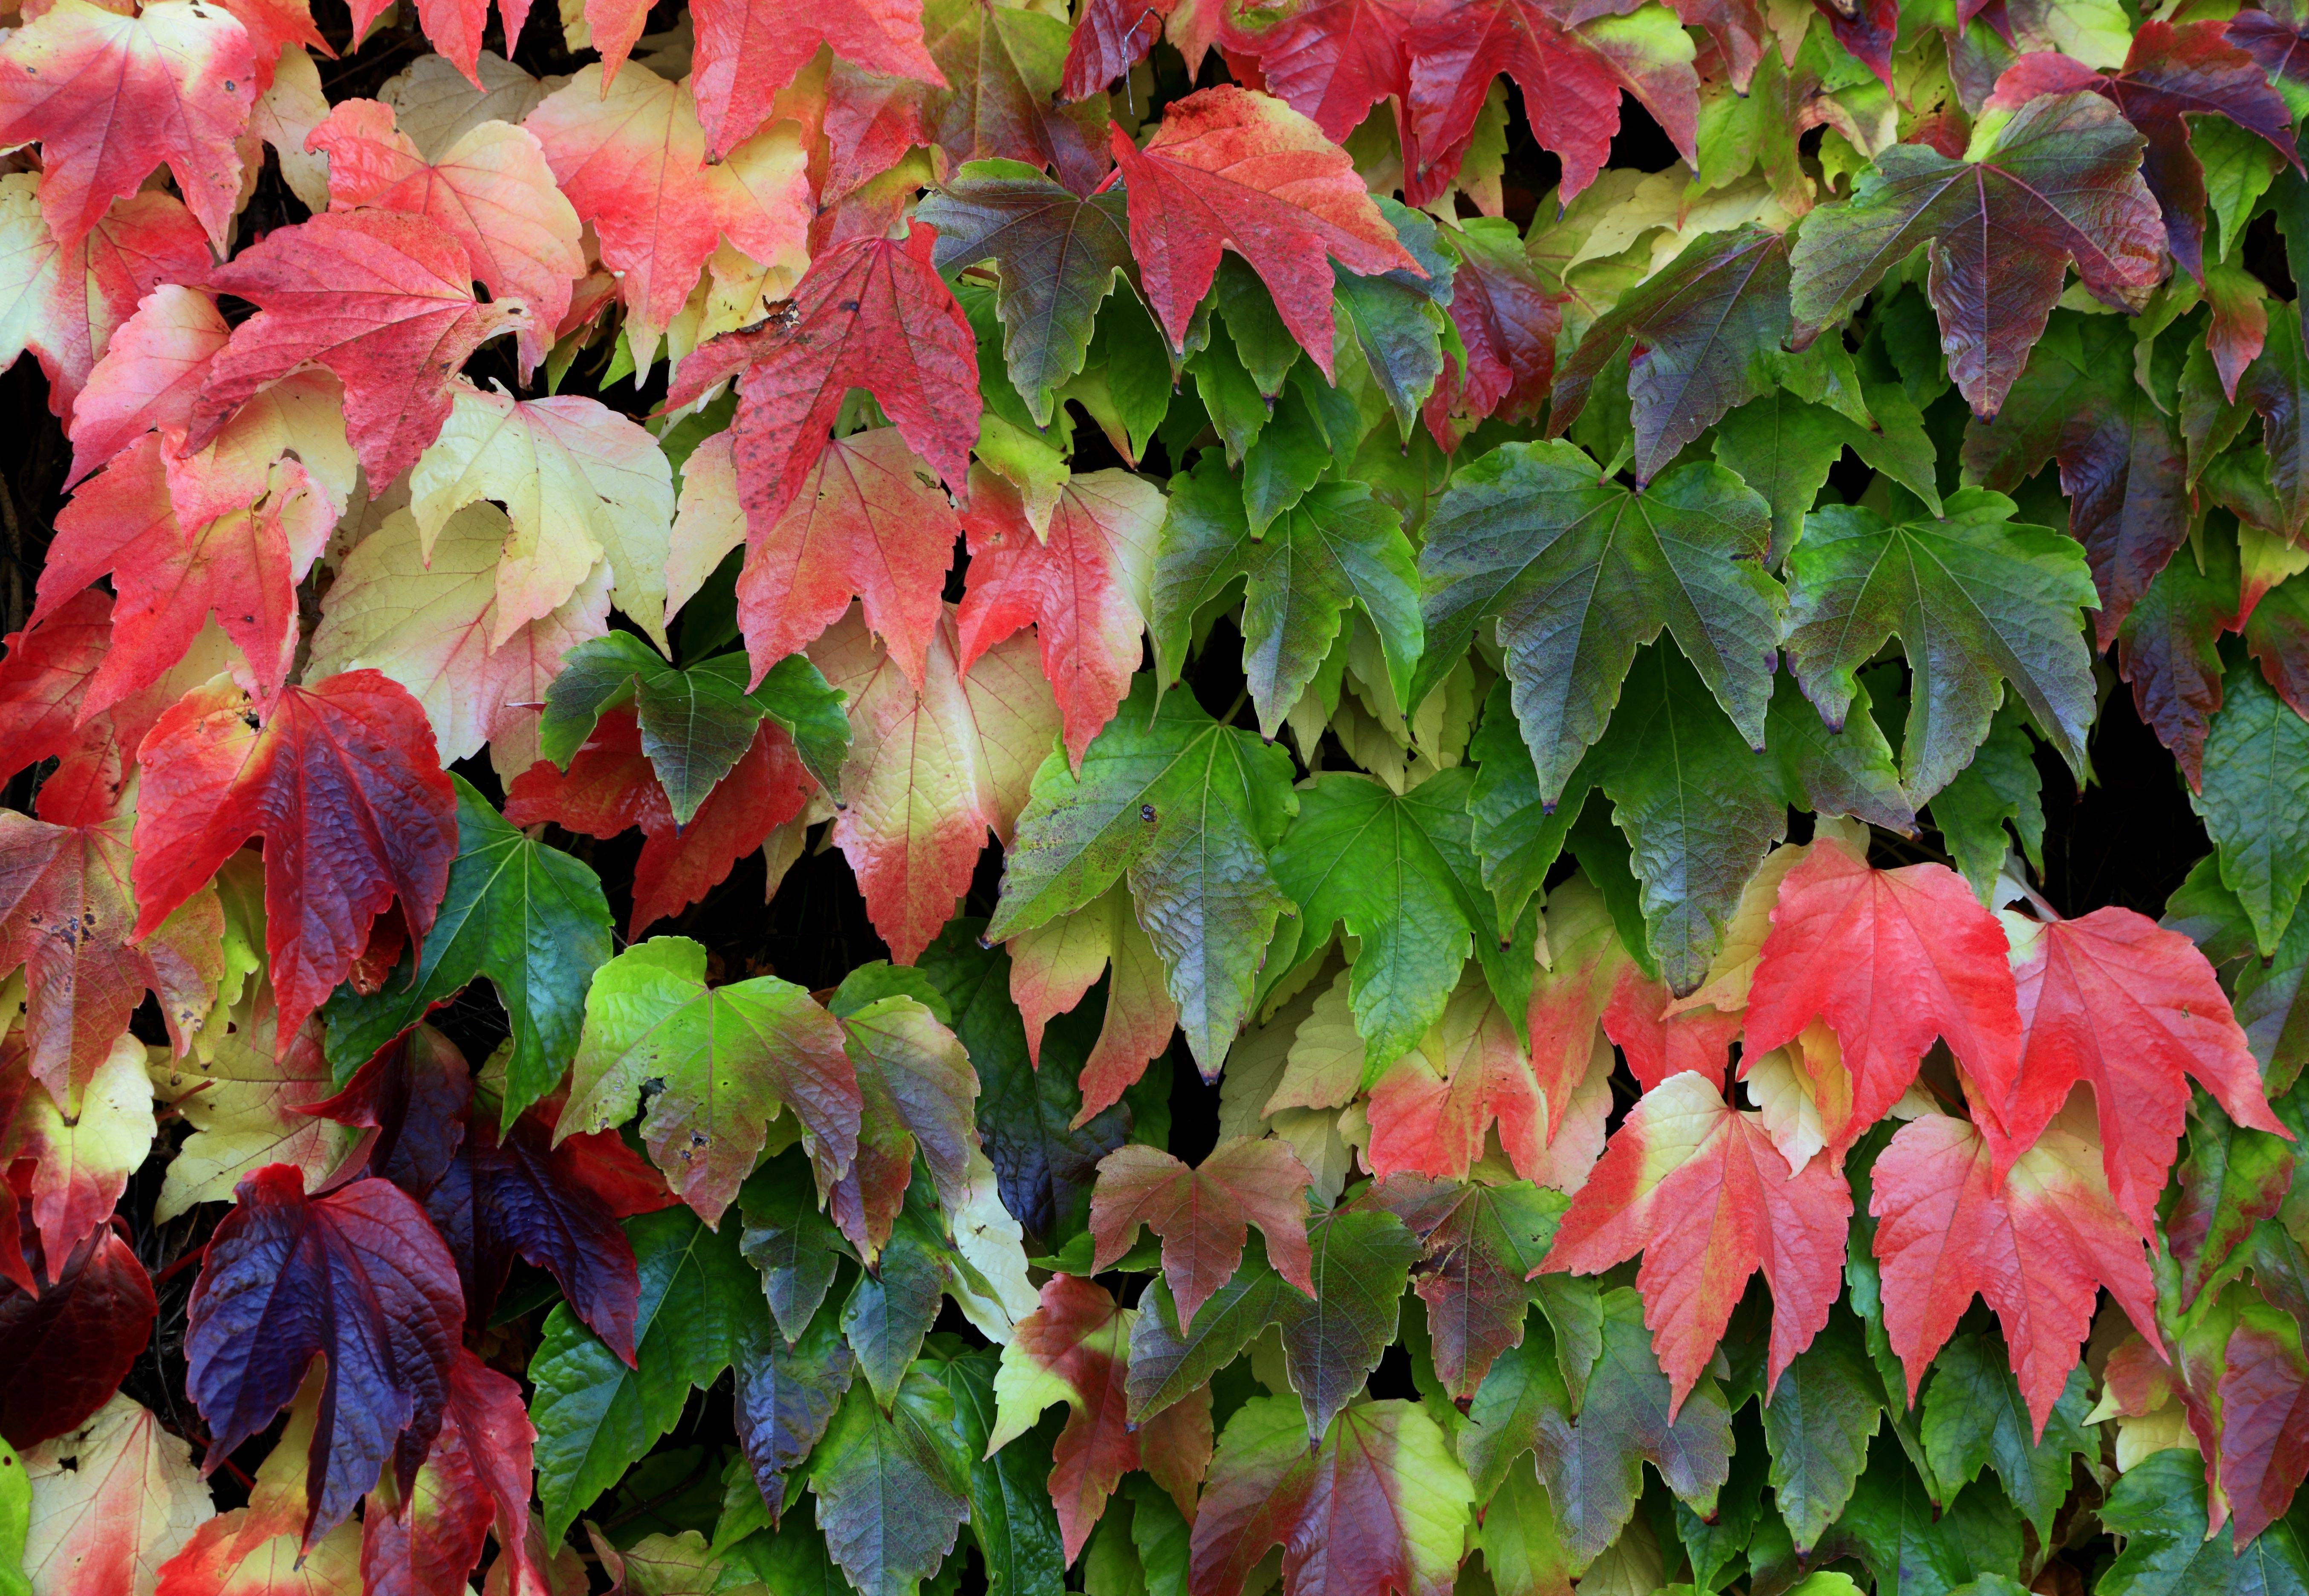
(0, 0, 2306, 1592)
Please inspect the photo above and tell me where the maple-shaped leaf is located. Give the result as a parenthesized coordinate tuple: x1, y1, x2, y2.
(808, 1369, 972, 1596)
(824, 980, 981, 1261)
(1089, 1139, 1315, 1327)
(131, 672, 459, 1054)
(1788, 91, 2164, 418)
(1549, 224, 1793, 483)
(1002, 881, 1179, 1126)
(307, 98, 584, 376)
(811, 604, 1060, 965)
(0, 1215, 159, 1450)
(1959, 310, 2188, 649)
(1425, 215, 1560, 448)
(668, 222, 979, 526)
(1869, 1106, 2161, 1434)
(1190, 1395, 1473, 1596)
(0, 1024, 154, 1281)
(1987, 20, 2298, 280)
(563, 936, 858, 1225)
(34, 439, 332, 716)
(360, 1348, 536, 1596)
(1403, 0, 1697, 207)
(921, 162, 1136, 427)
(188, 209, 529, 488)
(1783, 489, 2099, 803)
(410, 384, 676, 648)
(0, 0, 254, 250)
(186, 1166, 464, 1550)
(0, 813, 220, 1099)
(300, 1023, 473, 1206)
(1544, 1070, 1853, 1416)
(959, 464, 1162, 768)
(1416, 438, 1780, 809)
(1743, 835, 2023, 1142)
(921, 0, 1107, 188)
(323, 776, 613, 1128)
(0, 173, 212, 428)
(1220, 0, 1414, 145)
(505, 709, 815, 935)
(1360, 1174, 1566, 1401)
(23, 1395, 209, 1596)
(987, 675, 1299, 1074)
(691, 0, 943, 158)
(0, 590, 197, 828)
(62, 282, 228, 486)
(1996, 907, 2288, 1238)
(1110, 84, 1418, 373)
(1156, 462, 1420, 734)
(134, 363, 358, 546)
(720, 425, 959, 693)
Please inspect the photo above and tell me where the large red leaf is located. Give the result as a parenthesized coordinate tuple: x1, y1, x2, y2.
(1423, 216, 1560, 449)
(0, 0, 256, 250)
(62, 283, 229, 486)
(1742, 837, 2025, 1147)
(1869, 1106, 2160, 1435)
(0, 1021, 153, 1274)
(1090, 1139, 1316, 1328)
(691, 0, 944, 158)
(131, 672, 459, 1053)
(1219, 0, 1417, 145)
(1544, 1070, 1851, 1415)
(1995, 907, 2288, 1237)
(361, 1349, 536, 1596)
(1109, 84, 1419, 375)
(668, 221, 979, 527)
(188, 208, 529, 488)
(0, 1219, 157, 1450)
(185, 1166, 465, 1550)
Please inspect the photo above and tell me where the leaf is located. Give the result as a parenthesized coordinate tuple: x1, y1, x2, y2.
(1414, 439, 1780, 809)
(1402, 0, 1698, 207)
(988, 1276, 1146, 1560)
(1003, 883, 1178, 1125)
(360, 1349, 535, 1596)
(812, 605, 1061, 965)
(324, 775, 613, 1127)
(2168, 1097, 2299, 1309)
(1109, 84, 1418, 374)
(409, 385, 676, 648)
(1550, 224, 1792, 483)
(1867, 1106, 2160, 1434)
(185, 1169, 464, 1550)
(2097, 1446, 2309, 1596)
(1331, 197, 1454, 437)
(1762, 1313, 1884, 1555)
(959, 465, 1163, 769)
(1124, 1244, 1292, 1424)
(808, 1371, 971, 1596)
(1787, 92, 2165, 418)
(1782, 489, 2099, 802)
(921, 0, 1106, 191)
(1743, 834, 2024, 1145)
(1154, 460, 1421, 734)
(306, 96, 585, 374)
(1361, 1175, 1566, 1401)
(562, 936, 858, 1224)
(23, 1396, 208, 1596)
(667, 222, 978, 527)
(1219, 0, 1415, 145)
(0, 1218, 158, 1451)
(1831, 1434, 2023, 1596)
(0, 1024, 154, 1280)
(188, 209, 528, 487)
(740, 1154, 847, 1343)
(689, 0, 944, 160)
(735, 1306, 854, 1522)
(1535, 1287, 1734, 1568)
(1425, 215, 1560, 446)
(130, 673, 459, 1055)
(1919, 1333, 2092, 1542)
(0, 813, 219, 1099)
(1276, 1206, 1422, 1444)
(2194, 659, 2309, 957)
(1188, 1395, 1473, 1596)
(529, 1206, 757, 1539)
(987, 675, 1298, 1074)
(1089, 1139, 1313, 1328)
(920, 162, 1135, 427)
(824, 986, 981, 1260)
(0, 0, 255, 249)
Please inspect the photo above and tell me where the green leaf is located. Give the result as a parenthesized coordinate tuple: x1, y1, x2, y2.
(809, 1370, 974, 1596)
(1459, 1306, 1576, 1501)
(739, 1150, 849, 1342)
(1215, 258, 1301, 397)
(1123, 1476, 1191, 1596)
(987, 675, 1299, 1074)
(1126, 1246, 1293, 1423)
(540, 633, 762, 824)
(1919, 1333, 2092, 1542)
(1154, 454, 1421, 735)
(2195, 657, 2309, 956)
(2170, 1095, 2301, 1308)
(1477, 1454, 1575, 1596)
(1540, 1287, 1734, 1569)
(1332, 197, 1455, 437)
(565, 936, 858, 1223)
(532, 1207, 758, 1539)
(1675, 1427, 1766, 1593)
(0, 1436, 25, 1596)
(324, 775, 613, 1120)
(1925, 704, 2044, 903)
(1415, 439, 1782, 808)
(842, 1185, 950, 1404)
(1783, 488, 2099, 801)
(722, 1514, 851, 1596)
(735, 652, 853, 797)
(1277, 1206, 1422, 1444)
(734, 1302, 855, 1522)
(1829, 1434, 2022, 1596)
(2099, 1448, 2309, 1596)
(919, 160, 1134, 428)
(1712, 381, 1943, 563)
(935, 1344, 1069, 1596)
(1762, 1311, 1884, 1555)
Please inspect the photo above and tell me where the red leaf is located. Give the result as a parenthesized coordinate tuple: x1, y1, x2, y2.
(668, 222, 979, 526)
(1995, 907, 2288, 1238)
(999, 1275, 1141, 1560)
(350, 0, 530, 94)
(2231, 4, 2309, 93)
(185, 1167, 465, 1549)
(690, 0, 944, 158)
(361, 1349, 536, 1596)
(1110, 84, 1418, 374)
(300, 1025, 473, 1203)
(2215, 1307, 2309, 1545)
(188, 209, 530, 488)
(1220, 0, 1416, 145)
(1743, 838, 2024, 1147)
(131, 672, 460, 1054)
(1869, 1105, 2160, 1434)
(0, 0, 256, 250)
(64, 283, 229, 486)
(1545, 1070, 1851, 1414)
(0, 1219, 156, 1449)
(1816, 0, 1898, 90)
(1062, 0, 1172, 98)
(1089, 1138, 1315, 1328)
(504, 709, 812, 937)
(1423, 217, 1559, 449)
